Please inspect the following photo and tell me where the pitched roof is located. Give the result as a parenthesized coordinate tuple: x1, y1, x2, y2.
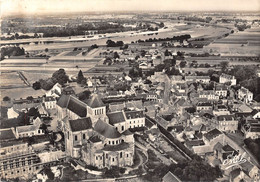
(67, 96, 87, 117)
(69, 117, 92, 132)
(122, 129, 133, 136)
(57, 94, 70, 108)
(16, 125, 38, 133)
(86, 94, 105, 108)
(0, 129, 16, 141)
(45, 96, 56, 102)
(162, 171, 182, 182)
(217, 115, 236, 121)
(94, 119, 121, 139)
(125, 110, 144, 119)
(57, 95, 87, 117)
(204, 128, 222, 141)
(107, 111, 126, 125)
(251, 109, 260, 116)
(109, 102, 125, 112)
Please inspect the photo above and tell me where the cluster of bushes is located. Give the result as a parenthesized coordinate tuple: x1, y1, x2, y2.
(33, 69, 69, 90)
(235, 23, 251, 31)
(106, 40, 124, 47)
(1, 46, 25, 60)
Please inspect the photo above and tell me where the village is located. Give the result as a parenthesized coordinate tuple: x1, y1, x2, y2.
(1, 41, 260, 181)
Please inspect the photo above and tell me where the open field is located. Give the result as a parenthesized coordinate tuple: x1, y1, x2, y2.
(0, 71, 26, 88)
(204, 27, 260, 56)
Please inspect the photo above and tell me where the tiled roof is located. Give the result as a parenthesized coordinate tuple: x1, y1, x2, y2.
(204, 128, 222, 141)
(125, 100, 143, 110)
(109, 103, 125, 112)
(45, 96, 56, 102)
(86, 94, 105, 108)
(67, 96, 87, 117)
(102, 142, 130, 151)
(69, 117, 92, 132)
(197, 102, 212, 107)
(16, 125, 38, 133)
(213, 142, 223, 151)
(122, 129, 133, 136)
(222, 144, 235, 152)
(57, 95, 87, 117)
(0, 129, 16, 141)
(0, 139, 24, 148)
(251, 109, 260, 116)
(107, 111, 126, 125)
(57, 94, 70, 108)
(125, 110, 144, 119)
(217, 115, 236, 121)
(94, 119, 121, 139)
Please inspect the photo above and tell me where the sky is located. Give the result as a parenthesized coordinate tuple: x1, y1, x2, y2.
(1, 0, 260, 16)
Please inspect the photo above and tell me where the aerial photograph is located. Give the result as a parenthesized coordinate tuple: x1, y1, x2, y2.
(0, 0, 260, 181)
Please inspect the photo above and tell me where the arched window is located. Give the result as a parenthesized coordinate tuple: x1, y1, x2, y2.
(121, 126, 124, 131)
(120, 152, 122, 158)
(75, 135, 78, 141)
(83, 134, 86, 140)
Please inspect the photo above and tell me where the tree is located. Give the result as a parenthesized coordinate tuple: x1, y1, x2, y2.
(45, 48, 49, 53)
(15, 33, 19, 39)
(77, 70, 84, 84)
(180, 60, 187, 68)
(78, 90, 91, 101)
(52, 69, 69, 85)
(27, 107, 41, 119)
(32, 81, 41, 90)
(3, 96, 11, 102)
(220, 61, 229, 72)
(164, 49, 172, 56)
(114, 52, 120, 59)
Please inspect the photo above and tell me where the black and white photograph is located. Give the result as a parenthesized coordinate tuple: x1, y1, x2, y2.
(1, 0, 260, 181)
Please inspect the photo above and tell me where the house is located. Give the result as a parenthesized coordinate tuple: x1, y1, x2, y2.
(237, 87, 253, 103)
(213, 105, 230, 116)
(0, 137, 41, 179)
(15, 117, 44, 138)
(230, 168, 252, 182)
(219, 73, 236, 86)
(242, 119, 260, 139)
(162, 171, 182, 182)
(62, 86, 75, 95)
(43, 96, 56, 109)
(185, 76, 210, 83)
(215, 85, 228, 98)
(46, 83, 62, 98)
(199, 90, 219, 101)
(251, 109, 260, 119)
(214, 143, 238, 162)
(196, 102, 213, 112)
(217, 115, 238, 133)
(7, 107, 19, 119)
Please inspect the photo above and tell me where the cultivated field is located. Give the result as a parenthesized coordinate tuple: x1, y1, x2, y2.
(204, 27, 260, 56)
